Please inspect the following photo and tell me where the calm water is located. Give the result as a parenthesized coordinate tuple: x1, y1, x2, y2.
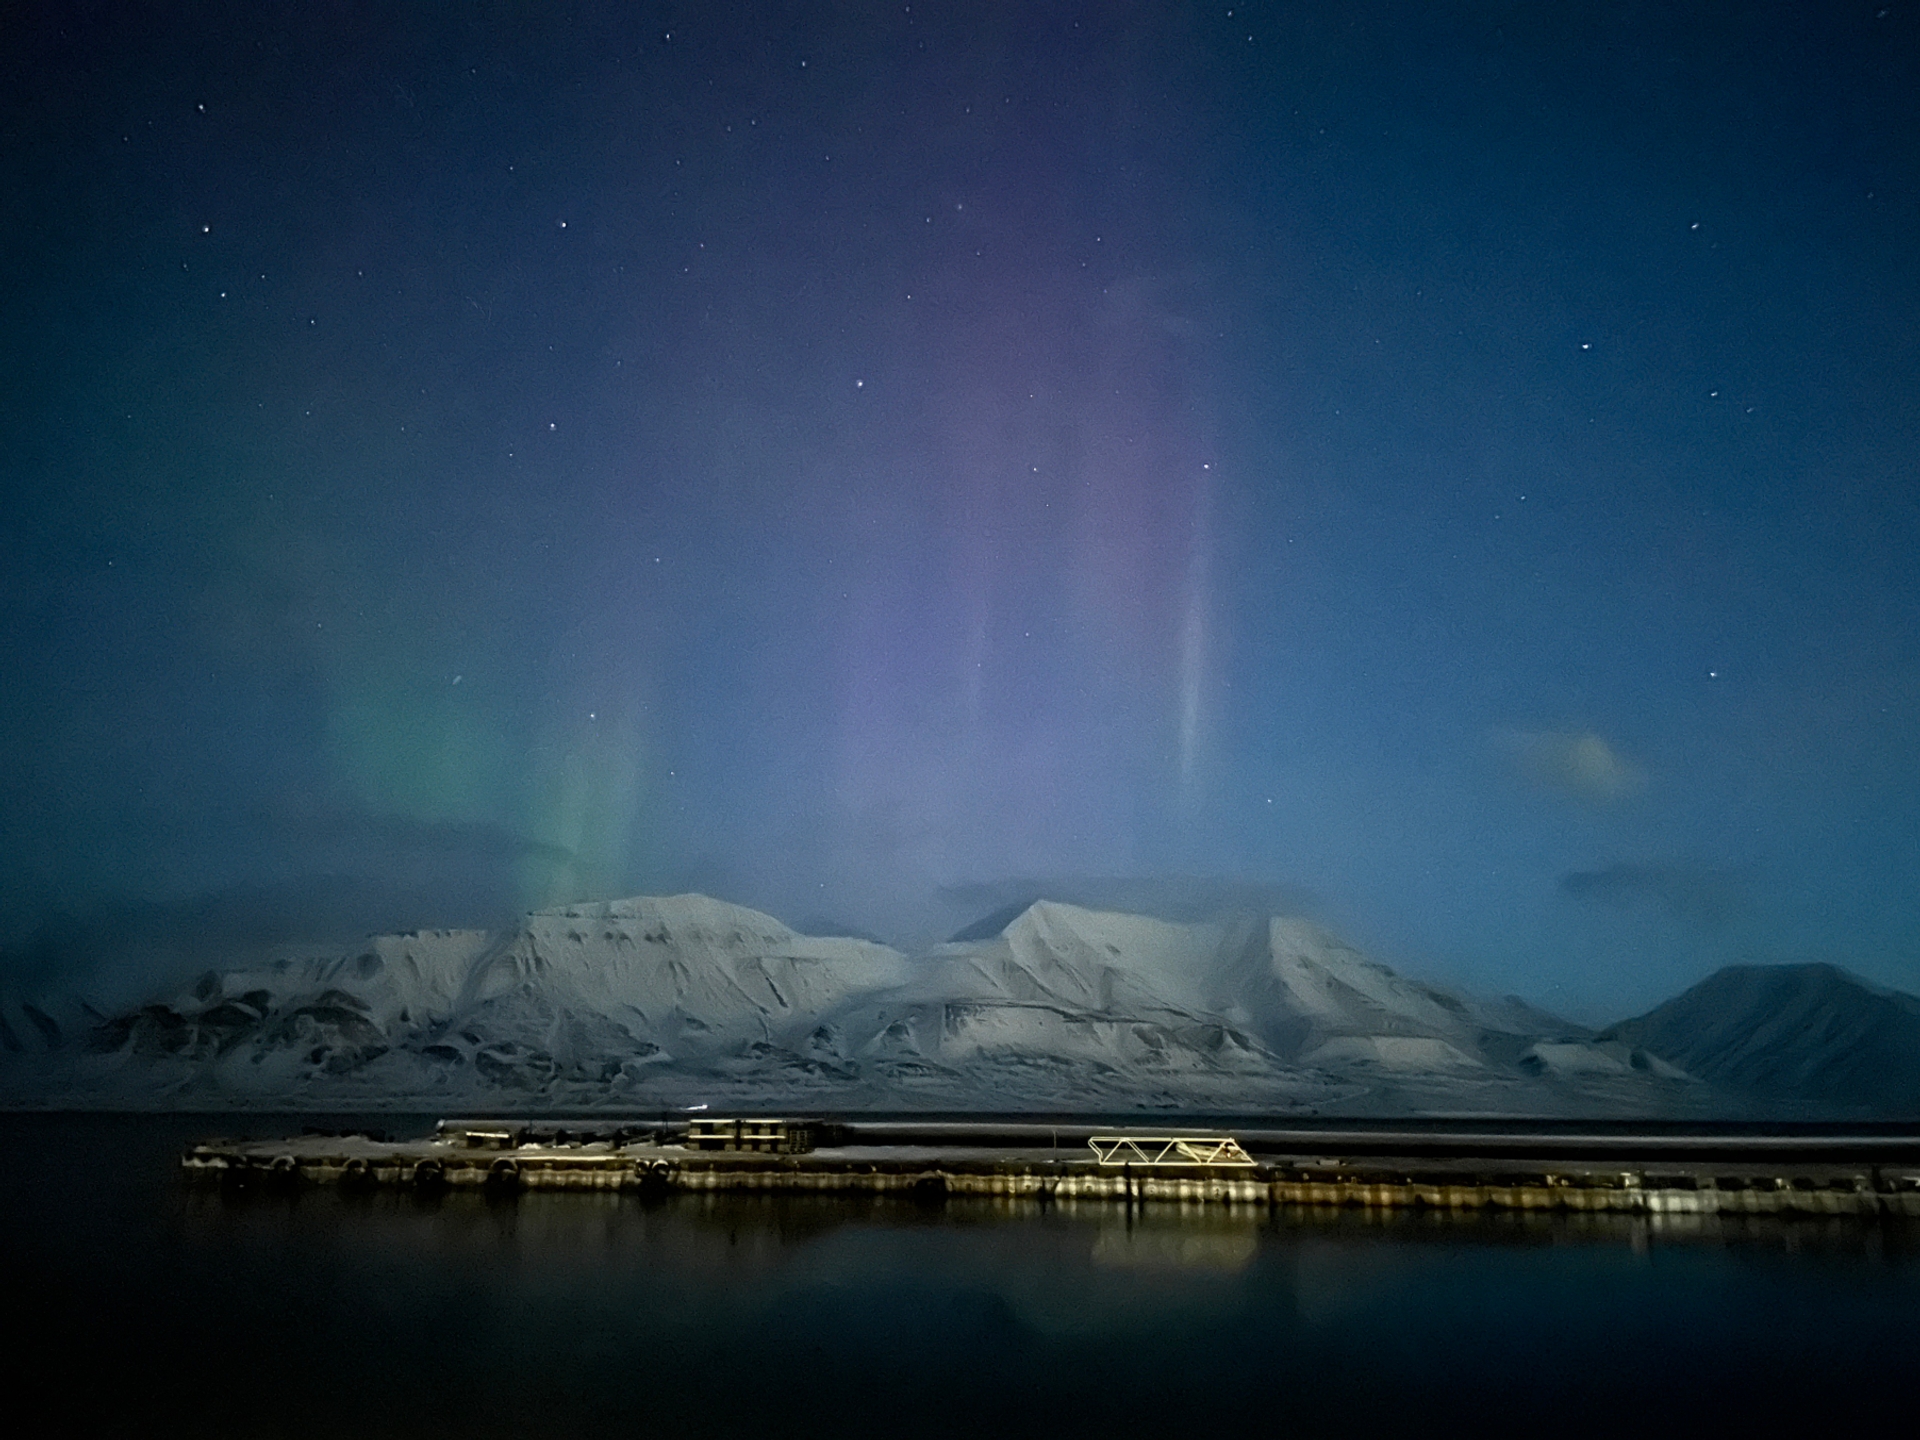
(8, 1114, 1917, 1435)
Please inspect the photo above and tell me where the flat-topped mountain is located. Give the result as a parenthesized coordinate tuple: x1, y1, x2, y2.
(3, 892, 1868, 1115)
(14, 894, 910, 1106)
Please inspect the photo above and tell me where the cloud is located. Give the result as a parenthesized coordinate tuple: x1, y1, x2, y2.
(1502, 729, 1646, 804)
(1559, 862, 1748, 927)
(936, 875, 1319, 941)
(0, 805, 571, 1001)
(0, 873, 524, 1004)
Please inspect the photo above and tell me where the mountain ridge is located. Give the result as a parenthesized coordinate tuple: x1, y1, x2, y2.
(1, 893, 1907, 1116)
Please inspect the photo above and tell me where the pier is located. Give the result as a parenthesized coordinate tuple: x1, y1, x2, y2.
(180, 1117, 1920, 1218)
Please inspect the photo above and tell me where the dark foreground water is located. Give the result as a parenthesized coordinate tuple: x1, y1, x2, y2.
(8, 1115, 1918, 1436)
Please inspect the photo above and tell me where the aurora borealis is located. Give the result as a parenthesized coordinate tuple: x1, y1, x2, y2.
(2, 3, 1917, 1020)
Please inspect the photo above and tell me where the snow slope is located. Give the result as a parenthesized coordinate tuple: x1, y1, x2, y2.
(0, 893, 1714, 1115)
(735, 900, 1694, 1112)
(2, 895, 909, 1108)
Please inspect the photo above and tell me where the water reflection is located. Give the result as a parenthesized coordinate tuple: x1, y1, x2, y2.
(1089, 1216, 1260, 1273)
(13, 1116, 1920, 1433)
(175, 1180, 1920, 1270)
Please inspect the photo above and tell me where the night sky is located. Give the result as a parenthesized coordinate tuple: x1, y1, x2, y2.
(3, 2, 1916, 1021)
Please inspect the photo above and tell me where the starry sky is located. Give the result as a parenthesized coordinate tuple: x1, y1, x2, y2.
(2, 1, 1916, 1021)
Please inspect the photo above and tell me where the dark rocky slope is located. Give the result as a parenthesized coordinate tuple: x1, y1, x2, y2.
(1605, 962, 1920, 1116)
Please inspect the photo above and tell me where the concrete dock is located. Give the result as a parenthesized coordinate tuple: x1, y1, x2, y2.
(180, 1117, 1920, 1218)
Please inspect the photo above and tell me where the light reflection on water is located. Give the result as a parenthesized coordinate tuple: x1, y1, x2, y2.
(10, 1114, 1920, 1435)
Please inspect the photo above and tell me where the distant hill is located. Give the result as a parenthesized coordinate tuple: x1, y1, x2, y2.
(1604, 963, 1920, 1116)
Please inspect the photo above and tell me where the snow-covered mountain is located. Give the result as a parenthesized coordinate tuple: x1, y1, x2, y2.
(809, 901, 1701, 1109)
(0, 892, 1706, 1114)
(1604, 962, 1920, 1116)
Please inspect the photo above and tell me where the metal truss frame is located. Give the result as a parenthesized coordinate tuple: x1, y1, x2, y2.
(1087, 1135, 1256, 1167)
